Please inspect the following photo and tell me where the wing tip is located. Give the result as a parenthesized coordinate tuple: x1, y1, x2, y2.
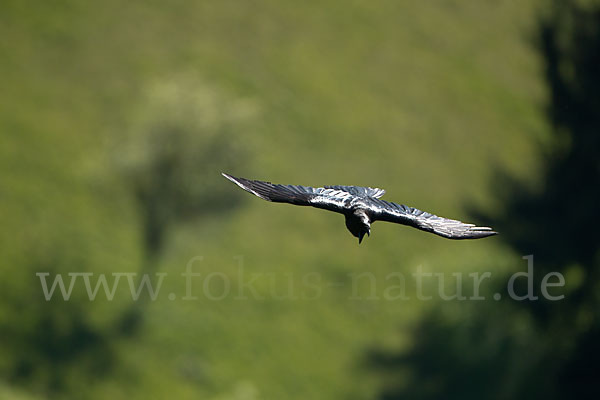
(222, 171, 244, 188)
(442, 226, 498, 239)
(221, 172, 273, 202)
(469, 227, 498, 239)
(221, 172, 235, 181)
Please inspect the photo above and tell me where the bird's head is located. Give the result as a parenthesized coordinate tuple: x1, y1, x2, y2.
(345, 210, 372, 244)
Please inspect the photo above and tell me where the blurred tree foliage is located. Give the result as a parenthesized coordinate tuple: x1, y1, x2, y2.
(368, 1, 600, 398)
(0, 74, 256, 396)
(118, 75, 257, 257)
(114, 75, 257, 334)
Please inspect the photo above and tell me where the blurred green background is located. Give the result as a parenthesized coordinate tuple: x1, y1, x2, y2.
(2, 0, 599, 399)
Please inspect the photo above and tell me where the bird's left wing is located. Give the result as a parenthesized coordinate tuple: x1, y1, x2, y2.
(324, 185, 385, 198)
(368, 198, 497, 239)
(222, 173, 354, 213)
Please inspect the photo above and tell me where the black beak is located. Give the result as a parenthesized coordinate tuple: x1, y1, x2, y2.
(358, 230, 369, 244)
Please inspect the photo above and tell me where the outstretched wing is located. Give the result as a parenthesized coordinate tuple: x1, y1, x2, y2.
(222, 173, 354, 213)
(324, 185, 385, 199)
(368, 198, 497, 239)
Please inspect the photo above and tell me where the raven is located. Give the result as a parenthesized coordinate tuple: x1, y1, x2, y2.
(223, 173, 497, 243)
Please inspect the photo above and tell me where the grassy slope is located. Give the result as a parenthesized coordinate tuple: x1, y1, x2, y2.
(0, 1, 547, 399)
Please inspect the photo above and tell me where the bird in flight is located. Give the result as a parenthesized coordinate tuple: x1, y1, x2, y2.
(222, 173, 497, 243)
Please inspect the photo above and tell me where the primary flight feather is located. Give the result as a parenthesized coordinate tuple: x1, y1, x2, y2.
(222, 173, 497, 243)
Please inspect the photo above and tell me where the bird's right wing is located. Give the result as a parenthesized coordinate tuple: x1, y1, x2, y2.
(222, 173, 354, 213)
(368, 198, 497, 239)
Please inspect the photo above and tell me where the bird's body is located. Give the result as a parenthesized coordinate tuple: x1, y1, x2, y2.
(222, 173, 497, 243)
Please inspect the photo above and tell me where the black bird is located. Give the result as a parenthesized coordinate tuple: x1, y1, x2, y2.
(222, 173, 497, 243)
